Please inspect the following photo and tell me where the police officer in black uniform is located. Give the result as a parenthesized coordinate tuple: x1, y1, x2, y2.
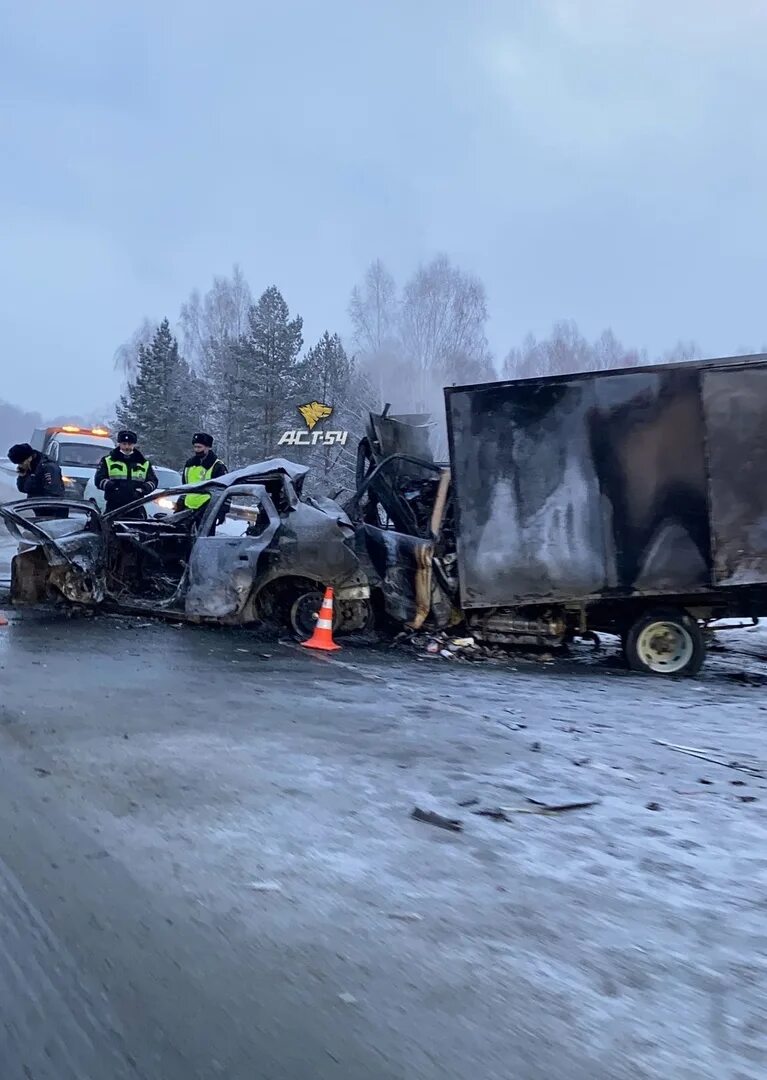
(94, 430, 158, 518)
(7, 442, 68, 518)
(175, 433, 227, 514)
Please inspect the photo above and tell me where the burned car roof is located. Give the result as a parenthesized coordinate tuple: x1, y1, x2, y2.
(211, 459, 309, 487)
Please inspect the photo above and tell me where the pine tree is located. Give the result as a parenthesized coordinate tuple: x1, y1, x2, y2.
(239, 287, 304, 461)
(293, 331, 358, 491)
(116, 319, 201, 467)
(204, 335, 252, 468)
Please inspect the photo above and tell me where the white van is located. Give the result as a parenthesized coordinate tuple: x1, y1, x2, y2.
(31, 426, 114, 500)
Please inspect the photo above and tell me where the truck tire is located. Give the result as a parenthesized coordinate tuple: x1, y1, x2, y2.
(623, 608, 705, 677)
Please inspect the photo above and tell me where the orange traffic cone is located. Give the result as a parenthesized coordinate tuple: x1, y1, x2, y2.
(301, 587, 341, 651)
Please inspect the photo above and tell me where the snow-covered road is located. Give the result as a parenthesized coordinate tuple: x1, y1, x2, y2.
(0, 612, 765, 1078)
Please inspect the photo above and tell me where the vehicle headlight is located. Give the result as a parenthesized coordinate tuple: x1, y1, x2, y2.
(156, 496, 175, 510)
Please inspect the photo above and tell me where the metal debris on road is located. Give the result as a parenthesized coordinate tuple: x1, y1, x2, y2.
(411, 807, 463, 832)
(524, 798, 599, 813)
(247, 880, 283, 893)
(654, 740, 766, 778)
(475, 799, 599, 820)
(387, 912, 424, 922)
(475, 807, 511, 821)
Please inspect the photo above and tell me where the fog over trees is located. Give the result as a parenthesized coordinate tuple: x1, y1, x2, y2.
(5, 256, 760, 493)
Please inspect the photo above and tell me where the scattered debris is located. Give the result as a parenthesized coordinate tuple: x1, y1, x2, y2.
(33, 767, 51, 778)
(387, 912, 424, 922)
(698, 778, 714, 785)
(247, 880, 283, 893)
(646, 802, 662, 812)
(530, 741, 542, 752)
(723, 671, 767, 687)
(475, 807, 511, 821)
(411, 807, 463, 832)
(404, 631, 517, 663)
(338, 992, 357, 1005)
(738, 795, 758, 803)
(520, 798, 599, 815)
(654, 740, 765, 778)
(457, 797, 480, 807)
(475, 799, 599, 820)
(588, 762, 637, 783)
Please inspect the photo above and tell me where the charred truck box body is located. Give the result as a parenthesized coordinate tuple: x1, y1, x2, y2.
(445, 353, 767, 675)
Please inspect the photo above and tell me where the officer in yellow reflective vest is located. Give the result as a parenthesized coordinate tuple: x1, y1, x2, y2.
(94, 430, 158, 518)
(175, 433, 228, 514)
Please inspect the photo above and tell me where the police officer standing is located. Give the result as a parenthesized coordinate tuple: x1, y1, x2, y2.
(176, 433, 227, 514)
(7, 442, 67, 517)
(94, 430, 158, 517)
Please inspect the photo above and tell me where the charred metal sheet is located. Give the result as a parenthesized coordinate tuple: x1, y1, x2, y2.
(368, 413, 434, 465)
(356, 524, 452, 628)
(185, 484, 280, 618)
(446, 367, 713, 609)
(702, 363, 767, 585)
(446, 379, 607, 607)
(590, 368, 711, 592)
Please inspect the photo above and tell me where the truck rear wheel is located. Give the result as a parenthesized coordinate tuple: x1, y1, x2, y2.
(623, 608, 705, 677)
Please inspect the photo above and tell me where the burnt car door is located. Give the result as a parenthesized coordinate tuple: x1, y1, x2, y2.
(0, 498, 106, 605)
(182, 484, 281, 618)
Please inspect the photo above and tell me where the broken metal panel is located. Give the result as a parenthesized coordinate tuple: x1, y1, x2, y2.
(368, 413, 434, 465)
(0, 500, 106, 604)
(446, 367, 714, 609)
(356, 524, 452, 628)
(274, 501, 367, 584)
(184, 485, 281, 618)
(186, 482, 368, 620)
(702, 363, 767, 585)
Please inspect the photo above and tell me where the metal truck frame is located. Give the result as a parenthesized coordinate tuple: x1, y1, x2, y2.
(443, 353, 767, 675)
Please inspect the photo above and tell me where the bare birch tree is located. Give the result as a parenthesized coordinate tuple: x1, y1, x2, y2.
(503, 320, 646, 379)
(113, 318, 156, 383)
(399, 254, 493, 408)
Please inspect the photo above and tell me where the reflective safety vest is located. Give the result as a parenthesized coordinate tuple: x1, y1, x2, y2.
(105, 457, 150, 481)
(182, 459, 223, 510)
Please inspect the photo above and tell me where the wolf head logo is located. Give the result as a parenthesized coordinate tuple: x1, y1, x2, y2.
(298, 401, 333, 431)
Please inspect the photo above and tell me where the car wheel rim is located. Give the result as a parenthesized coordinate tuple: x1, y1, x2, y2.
(636, 621, 694, 673)
(289, 591, 325, 639)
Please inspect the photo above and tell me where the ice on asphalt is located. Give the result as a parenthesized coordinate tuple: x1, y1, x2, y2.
(0, 612, 765, 1078)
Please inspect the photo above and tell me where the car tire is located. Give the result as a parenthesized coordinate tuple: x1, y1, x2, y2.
(623, 608, 705, 677)
(289, 589, 341, 640)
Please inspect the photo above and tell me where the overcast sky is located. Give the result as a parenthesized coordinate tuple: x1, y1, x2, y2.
(1, 0, 765, 416)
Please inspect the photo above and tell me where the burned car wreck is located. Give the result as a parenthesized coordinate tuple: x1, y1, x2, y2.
(348, 409, 458, 632)
(0, 460, 374, 637)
